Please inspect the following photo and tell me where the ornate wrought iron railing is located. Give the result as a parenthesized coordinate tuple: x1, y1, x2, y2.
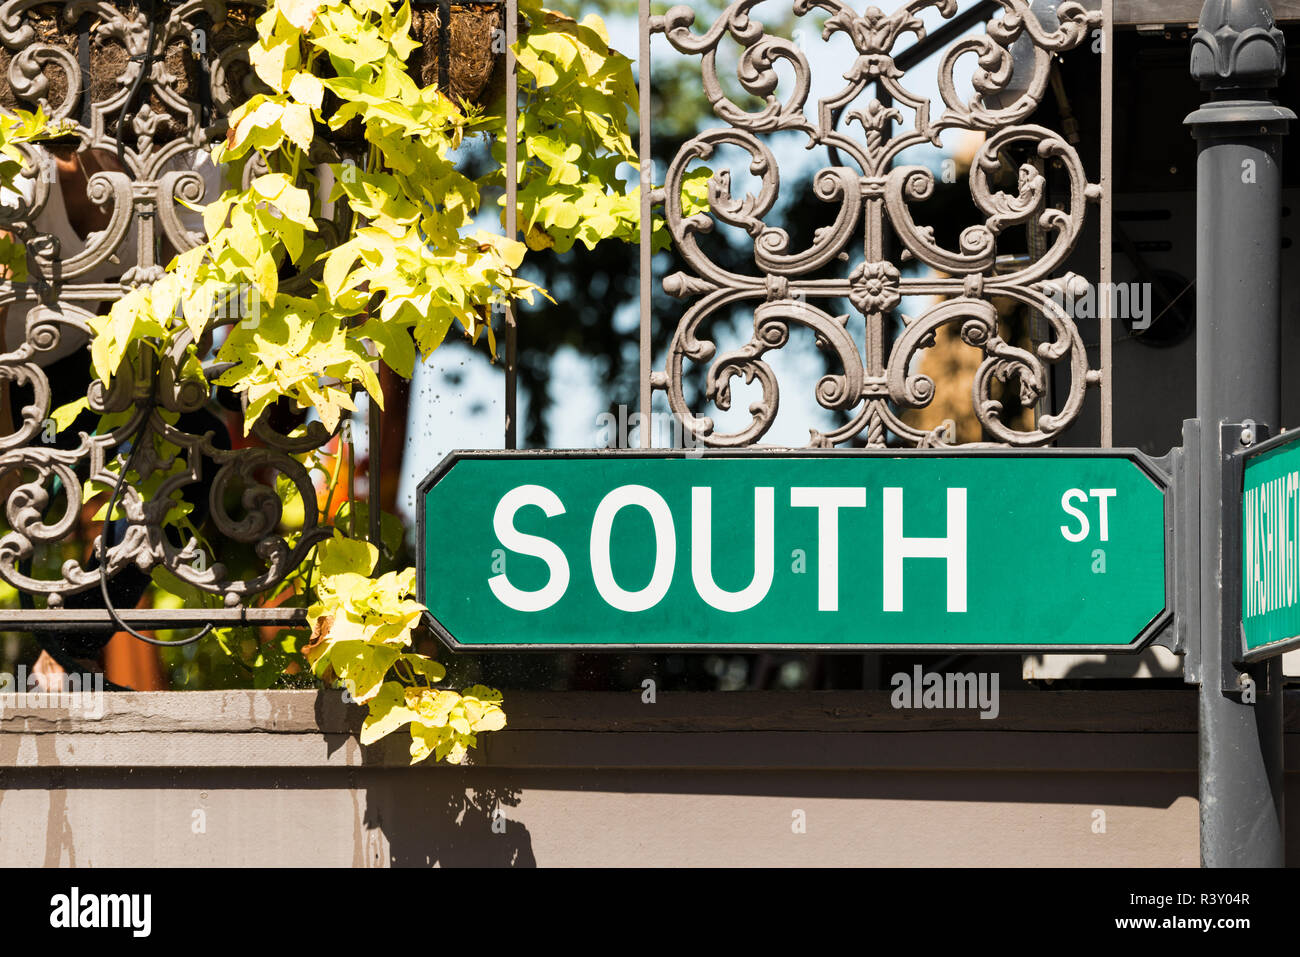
(637, 0, 1111, 449)
(0, 0, 1111, 637)
(0, 0, 336, 634)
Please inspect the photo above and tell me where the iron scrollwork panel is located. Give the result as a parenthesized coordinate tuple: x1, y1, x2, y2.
(649, 0, 1104, 448)
(0, 0, 333, 613)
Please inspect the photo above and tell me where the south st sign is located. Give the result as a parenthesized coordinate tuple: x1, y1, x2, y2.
(417, 451, 1171, 651)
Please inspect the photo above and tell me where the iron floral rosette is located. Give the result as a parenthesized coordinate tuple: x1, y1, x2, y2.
(650, 0, 1103, 448)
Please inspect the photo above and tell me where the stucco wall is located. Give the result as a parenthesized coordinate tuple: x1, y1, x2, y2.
(2, 689, 1296, 866)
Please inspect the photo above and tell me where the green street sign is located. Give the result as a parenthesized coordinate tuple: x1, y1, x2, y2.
(418, 450, 1170, 651)
(1241, 430, 1300, 658)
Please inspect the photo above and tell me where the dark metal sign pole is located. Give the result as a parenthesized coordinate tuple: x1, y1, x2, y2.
(1186, 0, 1293, 866)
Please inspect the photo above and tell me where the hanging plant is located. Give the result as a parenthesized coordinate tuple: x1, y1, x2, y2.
(78, 0, 706, 764)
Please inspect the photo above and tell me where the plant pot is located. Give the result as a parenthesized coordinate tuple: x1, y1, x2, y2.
(410, 2, 506, 108)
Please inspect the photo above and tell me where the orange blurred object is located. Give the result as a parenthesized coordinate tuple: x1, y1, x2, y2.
(103, 631, 168, 690)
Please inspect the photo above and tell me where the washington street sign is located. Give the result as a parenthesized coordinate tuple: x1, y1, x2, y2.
(1240, 428, 1300, 660)
(417, 450, 1171, 651)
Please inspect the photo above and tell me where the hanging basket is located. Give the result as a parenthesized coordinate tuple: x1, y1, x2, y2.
(410, 2, 506, 108)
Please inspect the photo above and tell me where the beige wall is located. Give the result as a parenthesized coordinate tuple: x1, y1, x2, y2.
(1, 689, 1295, 866)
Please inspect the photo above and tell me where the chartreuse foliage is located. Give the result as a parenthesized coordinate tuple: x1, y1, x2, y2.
(78, 0, 691, 764)
(304, 533, 505, 764)
(0, 107, 52, 280)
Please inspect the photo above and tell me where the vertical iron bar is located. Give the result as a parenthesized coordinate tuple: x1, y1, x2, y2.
(1186, 0, 1292, 867)
(1026, 155, 1048, 430)
(78, 13, 91, 131)
(638, 0, 652, 448)
(368, 384, 381, 547)
(1099, 0, 1113, 447)
(438, 0, 451, 91)
(504, 0, 518, 450)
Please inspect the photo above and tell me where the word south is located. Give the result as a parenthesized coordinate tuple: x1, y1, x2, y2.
(890, 666, 1000, 719)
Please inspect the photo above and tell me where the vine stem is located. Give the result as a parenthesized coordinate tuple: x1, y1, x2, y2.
(300, 430, 350, 594)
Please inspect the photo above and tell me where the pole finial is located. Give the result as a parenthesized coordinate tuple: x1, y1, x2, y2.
(1191, 0, 1287, 91)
